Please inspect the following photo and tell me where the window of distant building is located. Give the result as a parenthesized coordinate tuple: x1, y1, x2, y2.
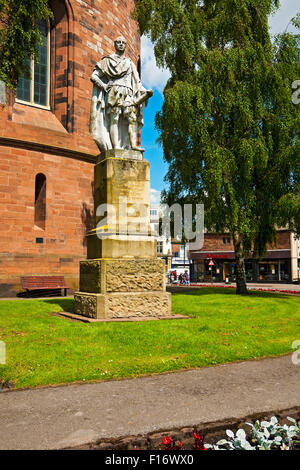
(152, 223, 159, 236)
(16, 20, 50, 109)
(35, 173, 46, 230)
(223, 237, 231, 245)
(157, 241, 163, 255)
(180, 245, 188, 258)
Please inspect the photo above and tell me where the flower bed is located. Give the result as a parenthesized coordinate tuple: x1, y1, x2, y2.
(204, 415, 300, 450)
(74, 409, 300, 451)
(146, 413, 300, 451)
(148, 415, 300, 451)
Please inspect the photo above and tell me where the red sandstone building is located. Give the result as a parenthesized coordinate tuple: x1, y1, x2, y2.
(0, 0, 140, 297)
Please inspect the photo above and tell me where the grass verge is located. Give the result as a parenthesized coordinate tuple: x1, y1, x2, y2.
(0, 287, 299, 389)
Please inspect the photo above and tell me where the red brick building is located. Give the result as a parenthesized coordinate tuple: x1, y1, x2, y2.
(0, 0, 140, 296)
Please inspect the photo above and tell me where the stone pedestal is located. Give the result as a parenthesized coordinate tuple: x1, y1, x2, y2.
(86, 232, 156, 259)
(74, 259, 171, 319)
(74, 150, 171, 319)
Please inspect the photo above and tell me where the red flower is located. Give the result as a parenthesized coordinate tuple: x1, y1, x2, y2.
(193, 430, 206, 450)
(162, 436, 183, 450)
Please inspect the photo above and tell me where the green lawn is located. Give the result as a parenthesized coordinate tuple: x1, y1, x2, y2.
(0, 288, 299, 389)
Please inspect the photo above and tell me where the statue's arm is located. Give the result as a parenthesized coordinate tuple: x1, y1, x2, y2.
(91, 67, 108, 92)
(131, 62, 153, 98)
(131, 62, 144, 88)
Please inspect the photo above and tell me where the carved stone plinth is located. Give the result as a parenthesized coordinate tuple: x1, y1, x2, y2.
(79, 258, 166, 294)
(74, 258, 171, 319)
(74, 150, 171, 319)
(74, 292, 171, 319)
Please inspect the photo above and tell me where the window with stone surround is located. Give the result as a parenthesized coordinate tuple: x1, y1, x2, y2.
(16, 20, 51, 109)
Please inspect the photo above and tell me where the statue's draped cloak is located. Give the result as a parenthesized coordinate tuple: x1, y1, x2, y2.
(90, 53, 147, 151)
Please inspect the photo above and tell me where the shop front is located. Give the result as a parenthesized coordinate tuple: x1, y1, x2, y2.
(257, 260, 290, 282)
(190, 251, 292, 283)
(190, 252, 234, 283)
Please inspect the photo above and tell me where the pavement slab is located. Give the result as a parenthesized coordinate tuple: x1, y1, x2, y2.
(0, 354, 299, 449)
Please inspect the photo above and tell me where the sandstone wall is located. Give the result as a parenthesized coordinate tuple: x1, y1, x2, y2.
(0, 0, 140, 296)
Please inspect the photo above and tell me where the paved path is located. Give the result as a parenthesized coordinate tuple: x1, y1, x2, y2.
(0, 354, 299, 449)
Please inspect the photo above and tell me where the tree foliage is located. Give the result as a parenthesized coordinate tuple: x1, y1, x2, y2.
(135, 0, 300, 293)
(0, 0, 52, 88)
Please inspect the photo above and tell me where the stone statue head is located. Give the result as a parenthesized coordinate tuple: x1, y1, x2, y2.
(114, 36, 127, 53)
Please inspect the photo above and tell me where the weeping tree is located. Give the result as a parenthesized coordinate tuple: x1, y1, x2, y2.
(135, 0, 300, 294)
(0, 0, 52, 89)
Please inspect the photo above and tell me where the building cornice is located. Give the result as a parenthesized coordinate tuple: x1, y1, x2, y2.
(0, 136, 97, 163)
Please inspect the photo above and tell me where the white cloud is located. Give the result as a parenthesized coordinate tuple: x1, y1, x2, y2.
(141, 36, 170, 93)
(150, 188, 162, 205)
(269, 0, 299, 35)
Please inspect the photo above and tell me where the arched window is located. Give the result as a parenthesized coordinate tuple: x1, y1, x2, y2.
(35, 173, 46, 230)
(15, 2, 74, 130)
(16, 20, 50, 109)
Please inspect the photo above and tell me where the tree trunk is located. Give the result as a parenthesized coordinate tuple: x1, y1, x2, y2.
(233, 232, 248, 295)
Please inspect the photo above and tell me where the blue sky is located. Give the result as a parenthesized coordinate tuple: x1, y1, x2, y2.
(141, 0, 300, 202)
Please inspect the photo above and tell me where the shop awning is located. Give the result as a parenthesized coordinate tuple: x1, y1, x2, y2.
(189, 250, 291, 261)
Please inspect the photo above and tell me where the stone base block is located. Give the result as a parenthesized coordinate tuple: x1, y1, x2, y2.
(73, 291, 172, 319)
(79, 258, 166, 293)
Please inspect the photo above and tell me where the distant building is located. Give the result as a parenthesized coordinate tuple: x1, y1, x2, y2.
(150, 206, 171, 271)
(189, 229, 300, 284)
(171, 242, 190, 275)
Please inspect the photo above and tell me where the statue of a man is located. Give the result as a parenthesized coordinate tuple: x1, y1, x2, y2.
(90, 36, 153, 152)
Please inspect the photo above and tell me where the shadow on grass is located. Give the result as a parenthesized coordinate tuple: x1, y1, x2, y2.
(23, 289, 296, 313)
(16, 289, 64, 298)
(42, 298, 74, 311)
(167, 286, 293, 300)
